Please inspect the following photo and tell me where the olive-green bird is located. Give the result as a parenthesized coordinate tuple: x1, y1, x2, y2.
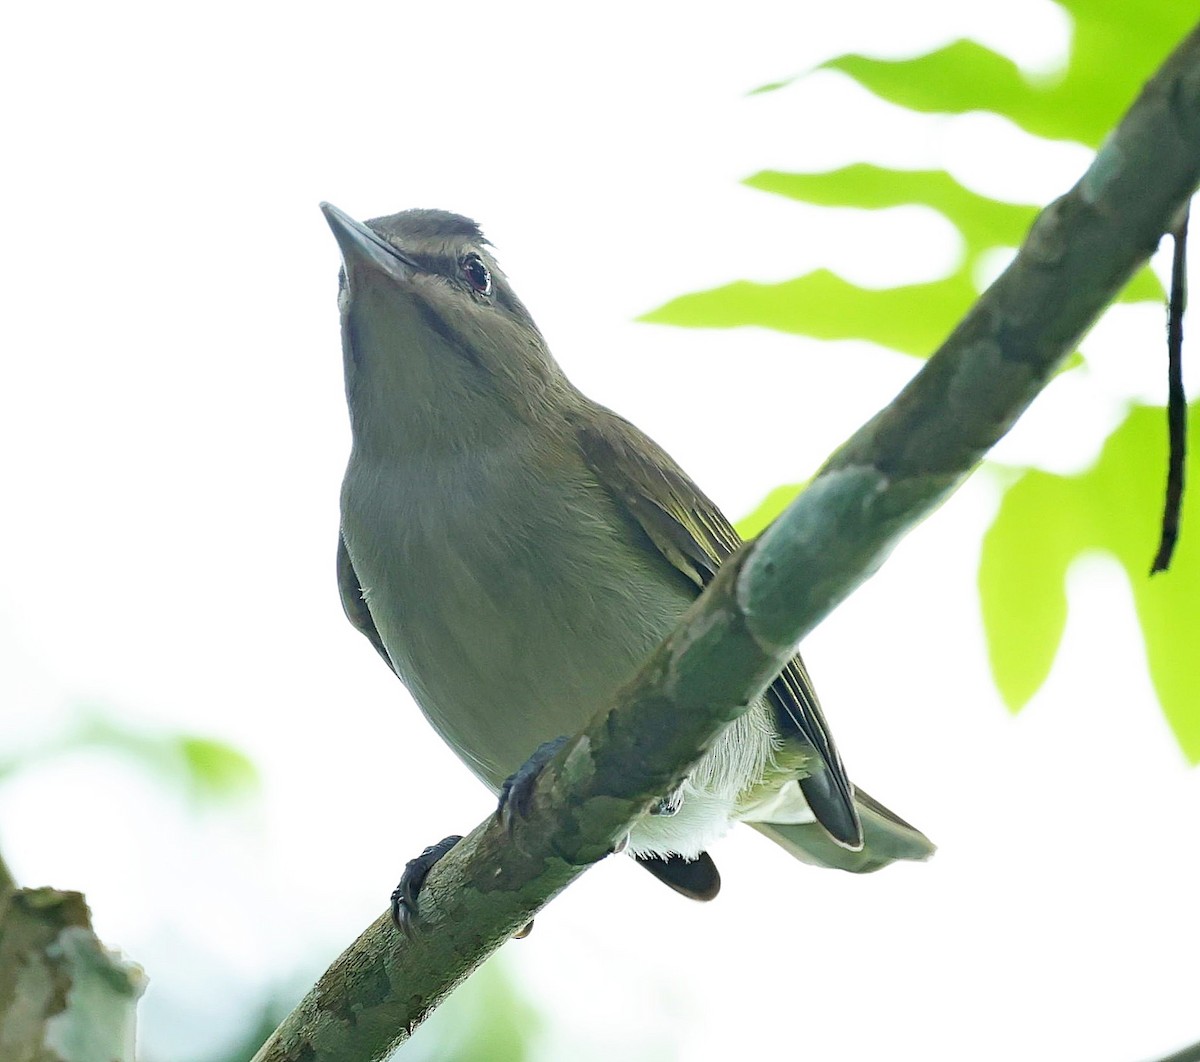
(322, 203, 934, 905)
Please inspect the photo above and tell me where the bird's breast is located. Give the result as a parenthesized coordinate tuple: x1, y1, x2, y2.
(341, 436, 691, 790)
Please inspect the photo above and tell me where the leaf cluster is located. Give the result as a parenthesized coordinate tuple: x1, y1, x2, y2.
(649, 0, 1200, 757)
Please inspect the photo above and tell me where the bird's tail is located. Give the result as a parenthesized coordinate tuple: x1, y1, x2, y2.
(750, 786, 934, 873)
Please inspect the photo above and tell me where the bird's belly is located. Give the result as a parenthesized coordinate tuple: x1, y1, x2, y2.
(342, 449, 781, 859)
(343, 451, 689, 789)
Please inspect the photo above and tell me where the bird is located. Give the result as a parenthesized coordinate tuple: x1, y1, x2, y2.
(321, 202, 934, 915)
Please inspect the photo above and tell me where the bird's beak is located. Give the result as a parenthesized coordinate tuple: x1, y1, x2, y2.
(320, 202, 418, 284)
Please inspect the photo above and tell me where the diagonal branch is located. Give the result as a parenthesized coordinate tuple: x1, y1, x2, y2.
(253, 22, 1200, 1062)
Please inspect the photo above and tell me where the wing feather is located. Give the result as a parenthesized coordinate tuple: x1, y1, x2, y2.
(337, 533, 397, 673)
(573, 404, 862, 849)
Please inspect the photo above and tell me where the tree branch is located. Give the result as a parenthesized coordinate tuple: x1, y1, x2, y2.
(0, 870, 145, 1060)
(254, 22, 1200, 1062)
(1149, 1041, 1200, 1062)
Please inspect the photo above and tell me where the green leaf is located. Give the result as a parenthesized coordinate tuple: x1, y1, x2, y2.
(701, 6, 1191, 756)
(818, 4, 1197, 148)
(654, 160, 1165, 359)
(979, 403, 1200, 760)
(736, 482, 807, 540)
(1118, 264, 1166, 304)
(748, 79, 790, 96)
(744, 165, 1164, 310)
(746, 165, 1038, 250)
(978, 470, 1076, 711)
(641, 270, 977, 357)
(0, 712, 259, 804)
(176, 736, 259, 800)
(824, 40, 1067, 134)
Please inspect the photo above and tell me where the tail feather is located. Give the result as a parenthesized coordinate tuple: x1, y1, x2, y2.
(751, 786, 934, 874)
(635, 851, 722, 900)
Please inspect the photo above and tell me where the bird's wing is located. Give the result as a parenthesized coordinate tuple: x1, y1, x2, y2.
(337, 533, 398, 674)
(573, 405, 862, 849)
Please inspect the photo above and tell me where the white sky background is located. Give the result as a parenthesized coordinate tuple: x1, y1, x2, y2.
(3, 1, 1199, 1060)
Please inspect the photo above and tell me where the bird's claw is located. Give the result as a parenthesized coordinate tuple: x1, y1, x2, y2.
(496, 735, 569, 832)
(390, 834, 463, 937)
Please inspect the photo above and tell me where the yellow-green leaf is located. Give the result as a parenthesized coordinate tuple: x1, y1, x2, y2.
(641, 270, 977, 357)
(746, 165, 1037, 251)
(979, 403, 1200, 760)
(736, 482, 807, 540)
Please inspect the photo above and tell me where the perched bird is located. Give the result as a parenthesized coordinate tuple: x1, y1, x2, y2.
(322, 203, 933, 910)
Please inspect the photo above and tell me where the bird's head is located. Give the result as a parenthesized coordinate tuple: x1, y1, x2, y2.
(321, 203, 567, 455)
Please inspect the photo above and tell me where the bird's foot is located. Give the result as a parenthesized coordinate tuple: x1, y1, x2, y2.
(492, 735, 571, 940)
(497, 735, 569, 832)
(390, 834, 463, 937)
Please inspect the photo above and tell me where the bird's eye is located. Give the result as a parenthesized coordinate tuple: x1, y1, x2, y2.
(461, 253, 493, 296)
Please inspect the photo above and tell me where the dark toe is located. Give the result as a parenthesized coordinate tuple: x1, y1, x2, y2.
(391, 834, 463, 936)
(497, 736, 569, 831)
